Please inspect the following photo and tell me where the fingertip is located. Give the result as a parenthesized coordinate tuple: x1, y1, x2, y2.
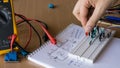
(84, 25, 93, 34)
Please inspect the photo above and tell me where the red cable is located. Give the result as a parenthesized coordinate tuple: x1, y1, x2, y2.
(36, 20, 56, 44)
(15, 13, 56, 45)
(8, 34, 17, 51)
(29, 19, 56, 45)
(24, 23, 32, 49)
(16, 19, 32, 49)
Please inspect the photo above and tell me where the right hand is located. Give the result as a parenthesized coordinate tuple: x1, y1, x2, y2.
(73, 0, 118, 35)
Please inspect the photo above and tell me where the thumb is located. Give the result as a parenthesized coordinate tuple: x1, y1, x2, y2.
(85, 5, 107, 34)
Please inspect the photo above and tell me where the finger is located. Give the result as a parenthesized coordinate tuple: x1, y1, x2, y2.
(80, 4, 90, 28)
(73, 0, 91, 29)
(85, 5, 107, 33)
(73, 0, 81, 21)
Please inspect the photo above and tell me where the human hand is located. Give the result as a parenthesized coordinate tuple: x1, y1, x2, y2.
(73, 0, 118, 35)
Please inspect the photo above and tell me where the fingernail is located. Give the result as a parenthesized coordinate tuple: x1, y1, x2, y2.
(85, 32, 88, 36)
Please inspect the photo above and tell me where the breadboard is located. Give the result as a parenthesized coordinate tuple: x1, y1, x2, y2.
(56, 23, 115, 63)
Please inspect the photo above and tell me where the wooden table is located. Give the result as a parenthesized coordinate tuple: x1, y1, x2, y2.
(0, 0, 120, 68)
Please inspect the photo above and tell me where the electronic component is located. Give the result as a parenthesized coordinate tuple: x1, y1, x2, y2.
(4, 51, 18, 62)
(0, 0, 18, 55)
(69, 25, 115, 63)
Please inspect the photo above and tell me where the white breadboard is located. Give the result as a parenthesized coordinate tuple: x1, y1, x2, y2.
(28, 23, 115, 68)
(56, 23, 115, 63)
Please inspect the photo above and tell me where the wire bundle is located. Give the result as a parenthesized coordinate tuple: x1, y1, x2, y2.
(99, 4, 120, 29)
(15, 13, 49, 49)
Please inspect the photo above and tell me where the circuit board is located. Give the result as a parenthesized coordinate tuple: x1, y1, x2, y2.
(55, 23, 115, 63)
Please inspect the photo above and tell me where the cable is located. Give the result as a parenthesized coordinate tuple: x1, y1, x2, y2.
(15, 14, 42, 47)
(16, 19, 32, 49)
(15, 13, 56, 44)
(107, 4, 120, 11)
(8, 34, 17, 51)
(100, 17, 120, 25)
(107, 25, 120, 29)
(31, 20, 56, 44)
(14, 42, 29, 56)
(16, 13, 48, 29)
(17, 19, 49, 45)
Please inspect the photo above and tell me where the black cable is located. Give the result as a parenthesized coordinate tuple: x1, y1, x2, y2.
(14, 42, 30, 56)
(34, 20, 49, 42)
(35, 20, 48, 29)
(16, 20, 24, 25)
(15, 14, 42, 46)
(16, 16, 49, 42)
(16, 19, 48, 29)
(111, 4, 120, 8)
